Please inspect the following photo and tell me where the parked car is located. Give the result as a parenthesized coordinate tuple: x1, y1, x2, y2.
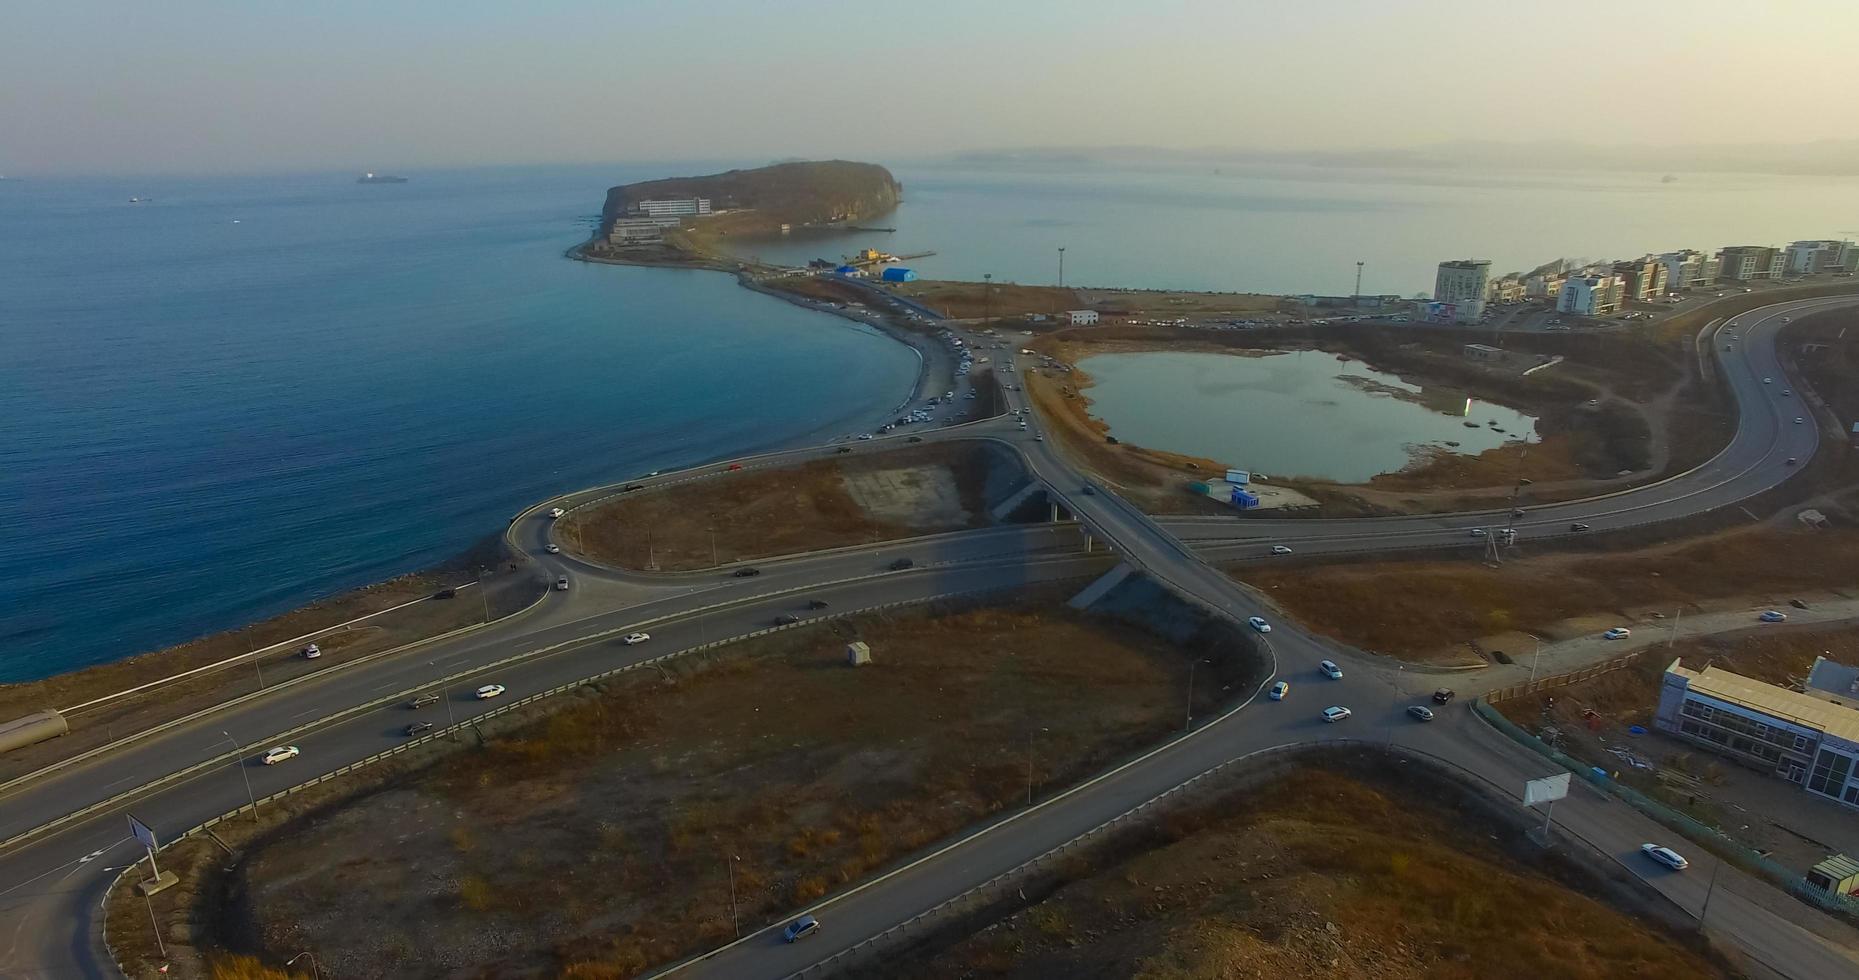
(545, 544, 561, 554)
(300, 643, 321, 660)
(889, 558, 915, 571)
(1640, 843, 1689, 870)
(1319, 660, 1343, 680)
(1270, 545, 1293, 556)
(404, 722, 435, 737)
(261, 745, 301, 766)
(623, 483, 645, 492)
(408, 694, 440, 709)
(432, 588, 456, 599)
(1269, 681, 1289, 700)
(1248, 616, 1272, 633)
(1603, 627, 1632, 640)
(1759, 610, 1788, 623)
(555, 576, 569, 591)
(1322, 706, 1352, 723)
(1407, 705, 1436, 722)
(1432, 688, 1456, 705)
(475, 684, 506, 699)
(732, 567, 761, 578)
(622, 632, 651, 645)
(783, 915, 821, 943)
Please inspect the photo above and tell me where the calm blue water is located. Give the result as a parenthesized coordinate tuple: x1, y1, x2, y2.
(725, 160, 1859, 295)
(0, 166, 918, 681)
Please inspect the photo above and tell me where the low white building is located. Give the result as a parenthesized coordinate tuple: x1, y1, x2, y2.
(608, 218, 665, 245)
(1657, 659, 1859, 809)
(1067, 310, 1100, 326)
(635, 197, 712, 218)
(1556, 273, 1623, 316)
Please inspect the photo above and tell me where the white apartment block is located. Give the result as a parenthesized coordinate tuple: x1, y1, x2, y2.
(1433, 259, 1491, 323)
(635, 198, 713, 218)
(1786, 240, 1857, 276)
(1557, 273, 1623, 316)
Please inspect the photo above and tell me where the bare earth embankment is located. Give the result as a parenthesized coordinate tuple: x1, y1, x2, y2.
(560, 441, 1023, 570)
(109, 589, 1261, 979)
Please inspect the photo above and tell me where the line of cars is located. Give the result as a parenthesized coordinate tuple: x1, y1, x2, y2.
(1264, 658, 1454, 726)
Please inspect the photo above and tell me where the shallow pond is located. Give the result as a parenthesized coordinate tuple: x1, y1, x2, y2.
(1079, 349, 1539, 483)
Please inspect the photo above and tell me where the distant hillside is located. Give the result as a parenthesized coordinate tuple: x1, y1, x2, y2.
(601, 160, 901, 234)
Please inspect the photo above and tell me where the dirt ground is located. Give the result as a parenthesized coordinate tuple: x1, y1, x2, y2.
(117, 591, 1253, 980)
(0, 538, 545, 783)
(890, 280, 1084, 319)
(560, 441, 1020, 570)
(1240, 525, 1859, 664)
(881, 754, 1726, 980)
(1496, 626, 1859, 873)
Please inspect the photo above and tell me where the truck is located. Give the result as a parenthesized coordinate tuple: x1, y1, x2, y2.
(0, 710, 69, 755)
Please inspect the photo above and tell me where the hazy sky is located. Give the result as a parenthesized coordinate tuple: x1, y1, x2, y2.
(7, 0, 1858, 174)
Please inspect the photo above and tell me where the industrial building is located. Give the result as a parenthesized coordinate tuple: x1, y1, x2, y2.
(1718, 245, 1785, 281)
(1433, 259, 1491, 323)
(1462, 343, 1504, 362)
(1655, 659, 1859, 810)
(1556, 273, 1624, 316)
(880, 266, 917, 283)
(634, 197, 712, 218)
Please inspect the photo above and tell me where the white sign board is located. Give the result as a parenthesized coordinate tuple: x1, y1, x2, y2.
(128, 814, 159, 851)
(1225, 469, 1250, 485)
(1523, 772, 1570, 807)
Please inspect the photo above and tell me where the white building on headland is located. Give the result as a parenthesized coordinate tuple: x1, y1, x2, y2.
(635, 198, 712, 218)
(1557, 273, 1624, 316)
(1433, 259, 1491, 323)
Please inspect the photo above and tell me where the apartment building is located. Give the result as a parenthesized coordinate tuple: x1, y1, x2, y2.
(634, 197, 713, 218)
(1786, 240, 1857, 276)
(1613, 258, 1668, 303)
(1525, 272, 1566, 301)
(1656, 659, 1859, 810)
(1719, 245, 1785, 282)
(1556, 273, 1624, 316)
(608, 218, 667, 245)
(1433, 259, 1491, 323)
(1655, 249, 1720, 291)
(1488, 276, 1526, 304)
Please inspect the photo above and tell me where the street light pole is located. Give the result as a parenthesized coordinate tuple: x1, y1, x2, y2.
(1057, 247, 1065, 288)
(983, 272, 992, 328)
(1699, 857, 1722, 929)
(477, 568, 490, 624)
(727, 854, 741, 938)
(1530, 635, 1542, 683)
(287, 951, 321, 980)
(221, 731, 258, 818)
(1025, 727, 1048, 806)
(1185, 659, 1201, 731)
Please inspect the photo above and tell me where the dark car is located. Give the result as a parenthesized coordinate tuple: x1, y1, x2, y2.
(732, 567, 761, 578)
(408, 694, 440, 709)
(1432, 688, 1455, 705)
(404, 722, 435, 737)
(1569, 522, 1590, 532)
(834, 446, 852, 454)
(623, 483, 646, 492)
(432, 588, 456, 600)
(807, 599, 830, 610)
(1790, 598, 1809, 610)
(889, 557, 915, 571)
(906, 435, 923, 443)
(1081, 485, 1096, 495)
(1510, 508, 1525, 518)
(774, 613, 802, 625)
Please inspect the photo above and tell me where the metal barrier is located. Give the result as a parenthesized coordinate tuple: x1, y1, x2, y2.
(1485, 652, 1640, 704)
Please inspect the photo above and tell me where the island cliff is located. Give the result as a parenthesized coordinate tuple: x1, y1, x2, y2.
(599, 160, 902, 240)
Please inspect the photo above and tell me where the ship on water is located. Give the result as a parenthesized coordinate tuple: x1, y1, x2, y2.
(357, 172, 409, 184)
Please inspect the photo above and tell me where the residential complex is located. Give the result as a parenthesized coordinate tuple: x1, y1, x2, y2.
(1656, 659, 1859, 811)
(1655, 249, 1720, 291)
(1786, 239, 1859, 276)
(1611, 258, 1668, 303)
(1556, 272, 1624, 316)
(1718, 245, 1786, 282)
(1432, 259, 1491, 323)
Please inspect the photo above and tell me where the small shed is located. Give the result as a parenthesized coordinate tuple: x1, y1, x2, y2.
(881, 267, 918, 283)
(846, 641, 872, 667)
(1807, 854, 1859, 898)
(834, 265, 863, 277)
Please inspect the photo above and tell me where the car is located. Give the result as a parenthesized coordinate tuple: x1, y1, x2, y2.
(732, 567, 761, 578)
(623, 483, 646, 492)
(545, 543, 561, 554)
(727, 462, 743, 471)
(554, 576, 569, 591)
(1724, 344, 1733, 351)
(622, 632, 651, 645)
(783, 915, 821, 943)
(261, 745, 301, 766)
(1269, 681, 1289, 700)
(808, 599, 830, 610)
(1081, 485, 1096, 495)
(1407, 705, 1436, 722)
(1270, 545, 1293, 556)
(1510, 508, 1525, 518)
(548, 507, 565, 519)
(1763, 377, 1773, 384)
(1781, 316, 1791, 323)
(300, 643, 321, 660)
(1322, 706, 1352, 723)
(907, 435, 923, 443)
(1248, 616, 1272, 633)
(1790, 598, 1809, 610)
(1034, 433, 1044, 441)
(1319, 660, 1343, 679)
(1432, 688, 1455, 704)
(475, 684, 506, 699)
(834, 446, 853, 454)
(1786, 457, 1798, 465)
(432, 587, 457, 599)
(1782, 389, 1792, 396)
(1795, 417, 1805, 425)
(408, 693, 440, 709)
(858, 433, 874, 440)
(1469, 528, 1487, 537)
(1759, 610, 1788, 623)
(1569, 522, 1590, 532)
(404, 722, 435, 737)
(774, 613, 802, 625)
(889, 557, 915, 571)
(1640, 843, 1689, 870)
(1603, 627, 1631, 640)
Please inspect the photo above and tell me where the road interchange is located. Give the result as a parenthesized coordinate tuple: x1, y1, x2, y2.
(1, 295, 1856, 979)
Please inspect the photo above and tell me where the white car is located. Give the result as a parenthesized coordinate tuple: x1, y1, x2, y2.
(475, 684, 506, 700)
(1603, 627, 1632, 640)
(1322, 706, 1352, 723)
(1319, 660, 1343, 679)
(545, 543, 561, 554)
(1640, 843, 1689, 870)
(261, 745, 301, 766)
(1248, 616, 1272, 633)
(554, 576, 569, 591)
(1794, 417, 1805, 425)
(1763, 378, 1772, 384)
(549, 507, 566, 519)
(1469, 528, 1486, 537)
(622, 632, 651, 645)
(300, 643, 321, 660)
(1270, 545, 1293, 555)
(1269, 681, 1289, 701)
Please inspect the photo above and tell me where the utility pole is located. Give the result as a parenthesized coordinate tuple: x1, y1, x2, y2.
(1699, 857, 1722, 928)
(1185, 658, 1202, 731)
(1058, 247, 1066, 288)
(477, 568, 490, 624)
(1530, 635, 1543, 683)
(1354, 261, 1364, 300)
(710, 528, 718, 568)
(1025, 727, 1048, 805)
(727, 854, 741, 937)
(983, 272, 993, 329)
(1668, 607, 1683, 648)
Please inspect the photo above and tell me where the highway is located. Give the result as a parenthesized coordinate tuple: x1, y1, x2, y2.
(1, 294, 1854, 979)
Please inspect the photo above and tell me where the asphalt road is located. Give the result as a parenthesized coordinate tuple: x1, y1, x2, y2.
(2, 294, 1855, 979)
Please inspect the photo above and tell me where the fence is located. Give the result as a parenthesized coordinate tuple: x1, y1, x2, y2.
(1473, 697, 1859, 919)
(1485, 652, 1641, 704)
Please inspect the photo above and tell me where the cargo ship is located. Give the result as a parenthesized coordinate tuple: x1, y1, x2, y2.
(357, 172, 409, 184)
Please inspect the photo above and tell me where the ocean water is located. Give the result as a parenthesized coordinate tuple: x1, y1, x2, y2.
(723, 160, 1859, 295)
(0, 166, 918, 681)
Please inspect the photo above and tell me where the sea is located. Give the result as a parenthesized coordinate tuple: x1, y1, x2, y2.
(6, 158, 1858, 681)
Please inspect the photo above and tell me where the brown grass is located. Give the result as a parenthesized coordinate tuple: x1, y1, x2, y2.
(561, 441, 1011, 570)
(1240, 525, 1859, 662)
(890, 764, 1723, 980)
(200, 594, 1219, 978)
(891, 280, 1084, 319)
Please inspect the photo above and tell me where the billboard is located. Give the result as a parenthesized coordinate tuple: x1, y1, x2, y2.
(1523, 772, 1570, 806)
(128, 813, 159, 851)
(1225, 469, 1250, 485)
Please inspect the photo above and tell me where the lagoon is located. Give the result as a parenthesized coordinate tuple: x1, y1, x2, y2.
(1078, 350, 1539, 483)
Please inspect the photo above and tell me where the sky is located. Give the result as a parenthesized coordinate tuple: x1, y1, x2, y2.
(6, 0, 1859, 175)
